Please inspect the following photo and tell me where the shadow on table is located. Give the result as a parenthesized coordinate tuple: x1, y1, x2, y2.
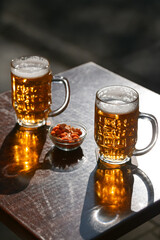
(80, 159, 154, 240)
(0, 124, 47, 194)
(43, 145, 85, 172)
(0, 123, 86, 194)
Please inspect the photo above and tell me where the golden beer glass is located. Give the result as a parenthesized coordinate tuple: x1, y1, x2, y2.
(95, 85, 158, 164)
(11, 56, 70, 128)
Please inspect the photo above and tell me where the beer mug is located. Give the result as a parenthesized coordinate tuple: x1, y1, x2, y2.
(11, 56, 70, 128)
(94, 85, 158, 164)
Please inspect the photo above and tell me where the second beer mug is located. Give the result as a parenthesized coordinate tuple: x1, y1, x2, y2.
(95, 85, 158, 164)
(11, 56, 70, 128)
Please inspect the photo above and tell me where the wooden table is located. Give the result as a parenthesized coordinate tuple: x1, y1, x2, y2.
(0, 62, 160, 240)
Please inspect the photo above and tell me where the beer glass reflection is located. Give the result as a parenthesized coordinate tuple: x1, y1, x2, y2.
(11, 56, 70, 128)
(12, 129, 40, 172)
(1, 125, 47, 176)
(95, 85, 158, 164)
(95, 163, 133, 214)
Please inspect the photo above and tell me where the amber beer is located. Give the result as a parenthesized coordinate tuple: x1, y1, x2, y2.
(11, 56, 52, 127)
(95, 86, 139, 164)
(95, 164, 133, 213)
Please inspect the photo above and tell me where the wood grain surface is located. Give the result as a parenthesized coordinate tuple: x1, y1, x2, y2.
(0, 62, 160, 240)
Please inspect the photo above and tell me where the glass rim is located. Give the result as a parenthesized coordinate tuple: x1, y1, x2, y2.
(11, 55, 50, 70)
(96, 85, 139, 105)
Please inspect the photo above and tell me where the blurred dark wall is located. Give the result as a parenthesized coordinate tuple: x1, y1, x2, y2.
(0, 0, 160, 93)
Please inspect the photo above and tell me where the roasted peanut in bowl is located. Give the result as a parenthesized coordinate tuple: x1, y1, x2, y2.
(48, 122, 87, 151)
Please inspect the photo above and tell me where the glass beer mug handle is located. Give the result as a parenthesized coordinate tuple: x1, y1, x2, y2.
(133, 112, 158, 156)
(48, 75, 70, 117)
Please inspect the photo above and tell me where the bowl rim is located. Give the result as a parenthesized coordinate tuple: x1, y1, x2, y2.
(48, 121, 87, 145)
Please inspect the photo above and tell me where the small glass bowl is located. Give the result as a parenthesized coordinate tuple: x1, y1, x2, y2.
(48, 121, 87, 151)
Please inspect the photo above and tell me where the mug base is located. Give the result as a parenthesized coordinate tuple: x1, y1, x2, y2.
(17, 118, 46, 128)
(99, 154, 131, 165)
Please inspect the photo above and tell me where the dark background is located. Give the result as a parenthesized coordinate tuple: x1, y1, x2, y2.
(1, 0, 160, 93)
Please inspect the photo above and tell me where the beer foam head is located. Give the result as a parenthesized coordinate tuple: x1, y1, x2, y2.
(96, 100, 138, 114)
(96, 86, 139, 114)
(11, 56, 50, 79)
